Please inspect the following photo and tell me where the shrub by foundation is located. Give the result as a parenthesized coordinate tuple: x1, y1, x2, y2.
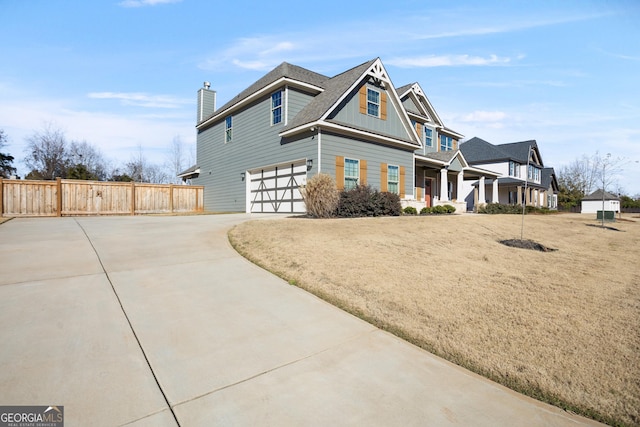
(403, 206, 418, 215)
(336, 185, 401, 218)
(299, 173, 340, 218)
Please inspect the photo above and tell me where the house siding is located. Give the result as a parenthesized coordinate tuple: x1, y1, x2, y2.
(320, 131, 414, 197)
(329, 83, 410, 141)
(193, 91, 317, 212)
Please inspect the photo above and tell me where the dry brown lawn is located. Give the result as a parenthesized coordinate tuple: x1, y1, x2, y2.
(229, 213, 640, 426)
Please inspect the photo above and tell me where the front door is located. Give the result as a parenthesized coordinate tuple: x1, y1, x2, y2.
(425, 178, 432, 207)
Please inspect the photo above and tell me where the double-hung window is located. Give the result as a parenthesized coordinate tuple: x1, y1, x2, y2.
(344, 158, 359, 190)
(440, 135, 453, 151)
(424, 128, 433, 147)
(271, 91, 282, 125)
(367, 88, 380, 117)
(509, 161, 520, 177)
(225, 116, 233, 143)
(387, 165, 399, 194)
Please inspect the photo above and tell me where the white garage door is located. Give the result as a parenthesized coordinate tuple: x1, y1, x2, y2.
(249, 161, 307, 213)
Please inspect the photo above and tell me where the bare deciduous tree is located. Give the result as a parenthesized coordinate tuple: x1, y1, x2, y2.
(166, 135, 185, 184)
(68, 140, 109, 181)
(24, 123, 69, 179)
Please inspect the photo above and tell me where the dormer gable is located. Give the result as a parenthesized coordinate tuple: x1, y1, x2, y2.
(281, 58, 422, 150)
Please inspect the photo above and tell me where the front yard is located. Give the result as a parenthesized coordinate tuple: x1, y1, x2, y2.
(229, 213, 639, 426)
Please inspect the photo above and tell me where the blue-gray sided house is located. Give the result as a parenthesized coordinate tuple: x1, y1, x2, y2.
(189, 58, 499, 213)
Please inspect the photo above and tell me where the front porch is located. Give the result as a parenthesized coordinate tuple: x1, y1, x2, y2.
(410, 152, 500, 212)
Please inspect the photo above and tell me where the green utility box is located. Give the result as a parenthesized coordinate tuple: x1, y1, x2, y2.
(596, 210, 615, 221)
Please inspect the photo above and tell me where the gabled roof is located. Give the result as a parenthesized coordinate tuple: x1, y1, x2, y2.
(460, 137, 543, 166)
(283, 59, 376, 132)
(396, 82, 448, 131)
(583, 189, 619, 201)
(459, 137, 511, 163)
(498, 140, 542, 166)
(197, 62, 328, 128)
(541, 167, 558, 191)
(281, 58, 421, 149)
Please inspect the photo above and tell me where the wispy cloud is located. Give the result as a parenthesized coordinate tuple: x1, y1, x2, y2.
(410, 13, 615, 41)
(118, 0, 182, 8)
(88, 92, 190, 108)
(455, 110, 508, 129)
(388, 54, 517, 68)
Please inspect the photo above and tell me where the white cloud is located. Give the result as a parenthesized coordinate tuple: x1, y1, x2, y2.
(459, 111, 508, 122)
(388, 54, 514, 68)
(88, 92, 191, 109)
(118, 0, 182, 7)
(0, 96, 194, 177)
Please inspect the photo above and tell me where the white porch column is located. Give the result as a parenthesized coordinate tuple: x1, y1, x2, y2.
(440, 169, 449, 201)
(478, 176, 486, 205)
(456, 171, 463, 201)
(492, 179, 499, 203)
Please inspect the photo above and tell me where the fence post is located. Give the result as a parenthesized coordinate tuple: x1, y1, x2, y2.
(56, 177, 62, 217)
(130, 181, 135, 215)
(0, 177, 3, 217)
(169, 184, 174, 213)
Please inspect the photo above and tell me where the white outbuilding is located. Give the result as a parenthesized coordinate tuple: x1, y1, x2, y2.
(581, 189, 620, 214)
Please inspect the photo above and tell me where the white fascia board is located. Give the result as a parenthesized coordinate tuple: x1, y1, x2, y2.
(317, 58, 422, 149)
(464, 165, 501, 178)
(412, 83, 444, 127)
(414, 153, 447, 167)
(197, 77, 324, 130)
(282, 121, 420, 150)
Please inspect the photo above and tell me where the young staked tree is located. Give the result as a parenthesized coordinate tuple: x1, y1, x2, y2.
(24, 123, 70, 180)
(0, 129, 17, 178)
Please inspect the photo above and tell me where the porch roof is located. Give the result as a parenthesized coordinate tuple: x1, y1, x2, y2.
(471, 177, 548, 190)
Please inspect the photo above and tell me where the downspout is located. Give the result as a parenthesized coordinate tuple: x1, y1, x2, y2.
(317, 127, 322, 174)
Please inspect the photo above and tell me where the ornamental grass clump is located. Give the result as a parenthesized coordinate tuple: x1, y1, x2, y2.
(299, 173, 340, 218)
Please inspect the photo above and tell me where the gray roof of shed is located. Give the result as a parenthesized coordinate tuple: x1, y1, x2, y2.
(583, 189, 619, 201)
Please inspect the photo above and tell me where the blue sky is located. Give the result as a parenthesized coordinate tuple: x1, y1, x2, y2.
(1, 0, 639, 194)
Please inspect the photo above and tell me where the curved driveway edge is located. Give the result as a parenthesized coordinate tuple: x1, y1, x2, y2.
(0, 215, 604, 426)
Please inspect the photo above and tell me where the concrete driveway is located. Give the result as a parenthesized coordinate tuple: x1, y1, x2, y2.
(0, 215, 603, 426)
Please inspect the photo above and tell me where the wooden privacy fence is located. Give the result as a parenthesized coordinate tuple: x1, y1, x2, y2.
(0, 178, 204, 217)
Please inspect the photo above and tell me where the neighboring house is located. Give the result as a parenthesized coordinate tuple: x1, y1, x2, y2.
(581, 189, 620, 214)
(191, 58, 498, 213)
(459, 137, 558, 211)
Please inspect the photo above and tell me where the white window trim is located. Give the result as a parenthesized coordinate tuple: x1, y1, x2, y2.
(271, 90, 283, 126)
(424, 126, 433, 147)
(367, 87, 381, 118)
(344, 157, 359, 190)
(388, 164, 399, 195)
(225, 115, 233, 143)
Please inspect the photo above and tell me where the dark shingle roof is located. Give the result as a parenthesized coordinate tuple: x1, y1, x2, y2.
(210, 62, 329, 121)
(424, 151, 457, 163)
(459, 137, 510, 163)
(460, 137, 542, 165)
(541, 167, 557, 190)
(283, 59, 377, 131)
(395, 83, 414, 96)
(498, 140, 539, 165)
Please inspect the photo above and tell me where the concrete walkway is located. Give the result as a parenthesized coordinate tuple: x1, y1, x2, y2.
(0, 215, 604, 426)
